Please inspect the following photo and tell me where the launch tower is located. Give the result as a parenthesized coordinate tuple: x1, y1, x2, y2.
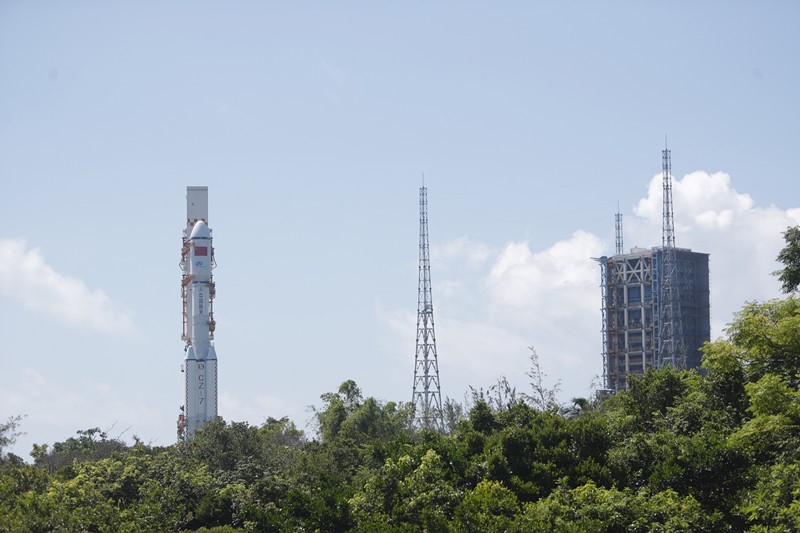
(597, 146, 710, 391)
(177, 186, 218, 439)
(412, 185, 444, 431)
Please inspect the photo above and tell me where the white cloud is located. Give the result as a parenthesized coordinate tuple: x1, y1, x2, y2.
(431, 236, 492, 268)
(486, 230, 604, 312)
(435, 317, 531, 381)
(633, 171, 754, 228)
(0, 239, 136, 337)
(628, 171, 794, 336)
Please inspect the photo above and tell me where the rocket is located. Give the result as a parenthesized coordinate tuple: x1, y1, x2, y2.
(178, 186, 218, 439)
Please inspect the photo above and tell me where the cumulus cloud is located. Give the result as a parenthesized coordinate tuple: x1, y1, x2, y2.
(0, 239, 136, 337)
(634, 171, 755, 227)
(629, 171, 797, 336)
(431, 236, 492, 268)
(487, 231, 604, 310)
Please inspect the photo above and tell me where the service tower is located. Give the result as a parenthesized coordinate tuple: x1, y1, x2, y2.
(177, 186, 218, 439)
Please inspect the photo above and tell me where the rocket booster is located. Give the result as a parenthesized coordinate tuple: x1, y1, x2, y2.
(183, 219, 218, 438)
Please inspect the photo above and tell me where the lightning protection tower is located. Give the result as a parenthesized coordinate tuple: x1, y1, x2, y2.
(656, 142, 686, 370)
(412, 185, 444, 431)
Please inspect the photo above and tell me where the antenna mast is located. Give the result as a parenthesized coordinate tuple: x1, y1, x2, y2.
(615, 206, 624, 255)
(412, 185, 444, 431)
(656, 141, 685, 369)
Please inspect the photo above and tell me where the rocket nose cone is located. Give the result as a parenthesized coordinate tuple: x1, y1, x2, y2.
(190, 220, 211, 240)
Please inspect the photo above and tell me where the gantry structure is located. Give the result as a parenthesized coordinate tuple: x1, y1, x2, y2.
(597, 146, 710, 391)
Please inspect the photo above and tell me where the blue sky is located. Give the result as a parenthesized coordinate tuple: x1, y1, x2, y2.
(2, 2, 799, 456)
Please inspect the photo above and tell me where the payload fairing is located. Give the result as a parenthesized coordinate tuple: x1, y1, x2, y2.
(178, 186, 218, 439)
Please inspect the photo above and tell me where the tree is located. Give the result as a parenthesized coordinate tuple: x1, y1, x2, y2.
(514, 481, 717, 532)
(724, 298, 800, 385)
(522, 346, 562, 412)
(349, 449, 459, 531)
(31, 427, 126, 473)
(0, 415, 24, 462)
(728, 374, 800, 461)
(313, 380, 363, 443)
(442, 396, 467, 434)
(775, 226, 800, 294)
(454, 479, 520, 532)
(739, 461, 800, 531)
(470, 375, 519, 413)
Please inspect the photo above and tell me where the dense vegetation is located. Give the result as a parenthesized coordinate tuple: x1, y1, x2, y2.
(1, 228, 799, 532)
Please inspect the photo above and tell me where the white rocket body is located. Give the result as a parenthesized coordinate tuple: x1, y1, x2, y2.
(184, 220, 218, 437)
(178, 186, 219, 440)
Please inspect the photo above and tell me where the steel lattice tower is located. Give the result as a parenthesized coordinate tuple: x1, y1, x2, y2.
(412, 186, 444, 431)
(615, 208, 624, 255)
(656, 142, 686, 369)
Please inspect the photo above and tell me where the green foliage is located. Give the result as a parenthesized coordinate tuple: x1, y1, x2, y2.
(0, 415, 24, 462)
(523, 345, 562, 412)
(516, 481, 717, 532)
(725, 298, 800, 384)
(774, 226, 800, 294)
(350, 449, 460, 531)
(612, 367, 694, 432)
(31, 426, 127, 473)
(728, 374, 800, 460)
(454, 479, 519, 532)
(701, 340, 749, 427)
(7, 289, 800, 532)
(740, 461, 800, 531)
(442, 396, 467, 434)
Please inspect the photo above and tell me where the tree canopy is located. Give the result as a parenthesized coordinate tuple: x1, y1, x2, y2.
(775, 225, 800, 293)
(3, 294, 800, 530)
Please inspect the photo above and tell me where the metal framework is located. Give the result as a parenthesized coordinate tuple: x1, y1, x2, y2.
(615, 209, 624, 255)
(598, 258, 610, 389)
(412, 186, 444, 431)
(656, 143, 686, 370)
(605, 251, 655, 390)
(600, 245, 709, 391)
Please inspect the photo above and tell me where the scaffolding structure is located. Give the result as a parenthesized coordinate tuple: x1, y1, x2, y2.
(598, 258, 610, 390)
(599, 247, 709, 390)
(412, 186, 444, 431)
